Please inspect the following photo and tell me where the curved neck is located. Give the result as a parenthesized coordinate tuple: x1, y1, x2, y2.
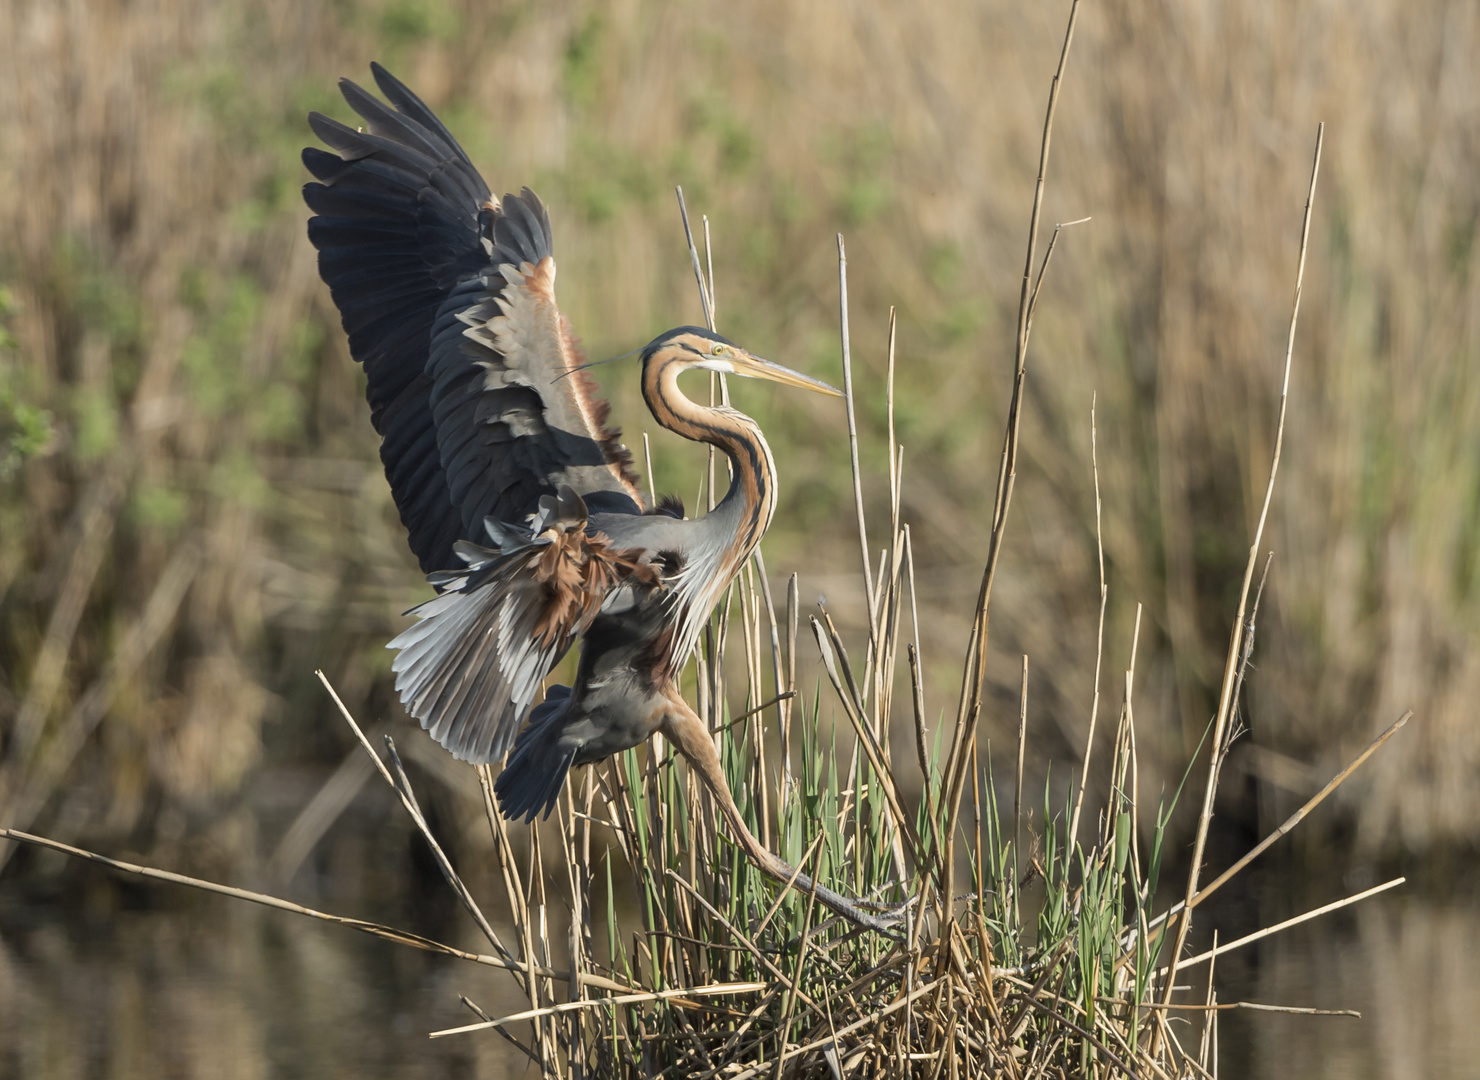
(643, 358, 776, 557)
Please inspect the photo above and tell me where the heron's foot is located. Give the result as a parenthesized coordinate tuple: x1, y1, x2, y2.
(853, 892, 921, 914)
(786, 868, 912, 938)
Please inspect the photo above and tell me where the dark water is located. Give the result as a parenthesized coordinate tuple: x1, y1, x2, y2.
(3, 842, 1477, 1078)
(0, 887, 530, 1079)
(1211, 886, 1480, 1080)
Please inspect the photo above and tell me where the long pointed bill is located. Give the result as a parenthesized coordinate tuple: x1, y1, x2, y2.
(728, 352, 843, 397)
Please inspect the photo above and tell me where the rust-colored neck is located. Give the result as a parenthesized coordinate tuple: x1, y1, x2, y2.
(642, 352, 777, 555)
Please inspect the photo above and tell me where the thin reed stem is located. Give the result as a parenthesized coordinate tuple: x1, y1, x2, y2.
(1162, 877, 1405, 976)
(943, 0, 1083, 902)
(1190, 710, 1412, 912)
(675, 186, 714, 332)
(836, 234, 877, 642)
(1158, 121, 1325, 1027)
(1067, 395, 1108, 853)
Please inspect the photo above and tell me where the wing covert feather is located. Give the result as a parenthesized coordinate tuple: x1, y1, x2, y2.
(388, 490, 661, 763)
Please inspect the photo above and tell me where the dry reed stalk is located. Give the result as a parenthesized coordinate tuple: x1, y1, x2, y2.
(752, 832, 828, 940)
(1132, 708, 1412, 952)
(1189, 709, 1412, 911)
(0, 824, 633, 991)
(643, 432, 656, 505)
(886, 307, 900, 546)
(562, 783, 587, 1022)
(836, 235, 877, 643)
(942, 0, 1083, 903)
(809, 613, 916, 863)
(675, 186, 715, 333)
(1124, 615, 1144, 906)
(751, 550, 786, 731)
(1199, 930, 1218, 1070)
(1012, 993, 1135, 1076)
(1013, 653, 1028, 919)
(320, 672, 516, 963)
(663, 870, 813, 1004)
(1116, 998, 1357, 1017)
(676, 184, 724, 531)
(1162, 877, 1406, 976)
(1157, 123, 1326, 1033)
(1202, 1002, 1358, 1017)
(771, 846, 826, 1080)
(431, 982, 768, 1039)
(1066, 395, 1108, 853)
(702, 215, 716, 326)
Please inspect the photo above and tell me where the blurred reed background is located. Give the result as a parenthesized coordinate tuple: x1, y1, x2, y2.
(0, 0, 1477, 1074)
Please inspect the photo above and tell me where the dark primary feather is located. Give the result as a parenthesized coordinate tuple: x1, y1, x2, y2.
(303, 62, 642, 573)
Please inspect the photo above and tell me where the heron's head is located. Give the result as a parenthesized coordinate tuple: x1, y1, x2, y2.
(641, 327, 842, 397)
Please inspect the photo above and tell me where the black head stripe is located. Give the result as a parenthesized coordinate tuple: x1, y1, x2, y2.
(641, 325, 741, 361)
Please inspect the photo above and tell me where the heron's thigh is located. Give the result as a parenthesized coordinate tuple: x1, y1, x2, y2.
(567, 685, 665, 765)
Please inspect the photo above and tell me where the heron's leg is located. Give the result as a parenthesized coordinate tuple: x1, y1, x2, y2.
(658, 689, 902, 935)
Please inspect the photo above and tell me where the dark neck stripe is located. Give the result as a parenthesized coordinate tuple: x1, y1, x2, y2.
(643, 352, 776, 561)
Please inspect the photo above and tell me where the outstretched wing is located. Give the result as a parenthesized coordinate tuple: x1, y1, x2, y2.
(388, 488, 660, 763)
(303, 63, 644, 573)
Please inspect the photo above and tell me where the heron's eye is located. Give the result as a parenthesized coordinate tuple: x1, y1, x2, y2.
(711, 344, 726, 356)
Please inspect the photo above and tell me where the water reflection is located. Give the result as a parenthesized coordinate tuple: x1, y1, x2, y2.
(3, 867, 1478, 1077)
(1213, 888, 1480, 1080)
(0, 890, 529, 1079)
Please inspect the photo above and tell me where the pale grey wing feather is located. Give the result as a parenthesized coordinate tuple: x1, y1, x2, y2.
(389, 547, 574, 764)
(585, 510, 696, 551)
(389, 490, 632, 764)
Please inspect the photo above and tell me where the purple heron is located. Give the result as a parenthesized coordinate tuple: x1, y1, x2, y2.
(303, 65, 895, 930)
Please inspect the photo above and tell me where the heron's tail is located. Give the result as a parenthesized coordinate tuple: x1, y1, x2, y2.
(494, 686, 576, 823)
